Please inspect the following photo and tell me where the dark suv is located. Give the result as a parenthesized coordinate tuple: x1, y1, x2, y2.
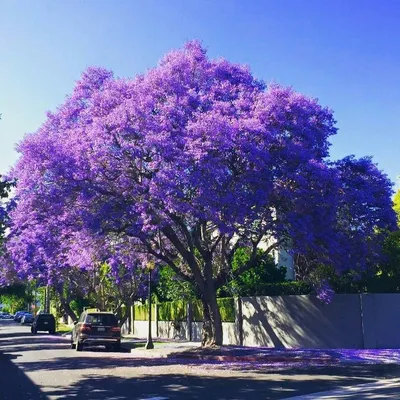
(71, 311, 121, 352)
(31, 313, 56, 334)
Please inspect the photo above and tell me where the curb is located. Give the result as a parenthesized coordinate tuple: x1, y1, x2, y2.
(281, 377, 400, 399)
(169, 353, 337, 363)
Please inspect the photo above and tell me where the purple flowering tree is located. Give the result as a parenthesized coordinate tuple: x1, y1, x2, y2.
(7, 42, 396, 346)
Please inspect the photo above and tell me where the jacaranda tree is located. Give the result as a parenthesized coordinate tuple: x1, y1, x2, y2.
(8, 42, 396, 346)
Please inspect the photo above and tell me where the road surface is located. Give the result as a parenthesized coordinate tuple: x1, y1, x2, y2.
(1, 319, 400, 399)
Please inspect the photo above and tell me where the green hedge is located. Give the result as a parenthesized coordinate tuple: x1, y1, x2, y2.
(192, 298, 235, 322)
(133, 304, 156, 321)
(217, 297, 236, 322)
(192, 300, 203, 322)
(257, 281, 313, 296)
(158, 300, 187, 321)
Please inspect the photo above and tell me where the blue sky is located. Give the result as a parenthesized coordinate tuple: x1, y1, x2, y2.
(1, 0, 399, 189)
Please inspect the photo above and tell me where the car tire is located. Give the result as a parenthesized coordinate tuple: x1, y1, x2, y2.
(76, 341, 83, 352)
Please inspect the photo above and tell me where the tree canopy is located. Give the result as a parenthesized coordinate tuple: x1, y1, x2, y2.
(6, 42, 396, 345)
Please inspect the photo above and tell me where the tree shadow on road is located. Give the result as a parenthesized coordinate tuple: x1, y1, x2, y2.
(0, 331, 35, 339)
(0, 334, 71, 353)
(3, 348, 400, 399)
(30, 369, 400, 400)
(0, 351, 47, 400)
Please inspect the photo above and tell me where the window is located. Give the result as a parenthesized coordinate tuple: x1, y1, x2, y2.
(86, 313, 118, 326)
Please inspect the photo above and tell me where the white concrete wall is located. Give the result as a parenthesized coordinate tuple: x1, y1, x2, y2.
(222, 322, 239, 345)
(241, 295, 363, 348)
(361, 293, 400, 349)
(133, 320, 157, 338)
(187, 322, 238, 345)
(157, 321, 189, 340)
(129, 294, 400, 349)
(121, 318, 130, 336)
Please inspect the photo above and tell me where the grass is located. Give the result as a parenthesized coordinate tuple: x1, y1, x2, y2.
(56, 322, 73, 334)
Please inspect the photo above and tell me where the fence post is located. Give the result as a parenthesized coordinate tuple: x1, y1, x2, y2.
(155, 303, 159, 338)
(235, 297, 243, 346)
(187, 302, 193, 341)
(130, 304, 135, 336)
(359, 293, 365, 349)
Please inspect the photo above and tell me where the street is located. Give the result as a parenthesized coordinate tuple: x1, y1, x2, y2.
(1, 319, 400, 399)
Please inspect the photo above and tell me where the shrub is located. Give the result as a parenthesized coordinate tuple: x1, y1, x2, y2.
(217, 297, 235, 322)
(192, 298, 235, 322)
(158, 300, 187, 321)
(134, 303, 150, 321)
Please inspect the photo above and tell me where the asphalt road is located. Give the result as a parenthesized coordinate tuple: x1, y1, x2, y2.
(1, 320, 400, 400)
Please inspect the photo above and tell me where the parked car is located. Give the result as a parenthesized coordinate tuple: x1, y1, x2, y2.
(21, 313, 34, 324)
(71, 311, 121, 352)
(31, 313, 56, 334)
(0, 312, 12, 319)
(14, 311, 29, 322)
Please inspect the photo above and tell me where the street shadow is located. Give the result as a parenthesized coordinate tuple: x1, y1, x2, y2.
(0, 333, 71, 354)
(0, 331, 35, 339)
(24, 367, 400, 400)
(0, 351, 47, 400)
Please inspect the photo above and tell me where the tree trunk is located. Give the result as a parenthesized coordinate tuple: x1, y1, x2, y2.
(116, 299, 132, 328)
(60, 300, 78, 323)
(201, 284, 223, 347)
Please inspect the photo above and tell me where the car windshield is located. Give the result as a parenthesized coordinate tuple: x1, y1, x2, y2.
(86, 314, 118, 326)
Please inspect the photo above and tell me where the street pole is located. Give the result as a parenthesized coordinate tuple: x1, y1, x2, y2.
(46, 285, 50, 313)
(145, 269, 154, 350)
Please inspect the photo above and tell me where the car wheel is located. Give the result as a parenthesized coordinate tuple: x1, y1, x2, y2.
(76, 341, 83, 352)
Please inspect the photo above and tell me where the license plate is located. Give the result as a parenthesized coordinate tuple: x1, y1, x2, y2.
(97, 327, 105, 332)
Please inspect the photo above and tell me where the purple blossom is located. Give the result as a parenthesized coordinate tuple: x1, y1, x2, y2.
(3, 42, 396, 344)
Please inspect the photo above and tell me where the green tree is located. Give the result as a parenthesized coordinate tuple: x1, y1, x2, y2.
(218, 248, 287, 297)
(155, 248, 286, 301)
(394, 190, 400, 227)
(0, 283, 33, 314)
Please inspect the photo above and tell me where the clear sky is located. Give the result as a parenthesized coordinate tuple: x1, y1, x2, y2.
(1, 0, 399, 189)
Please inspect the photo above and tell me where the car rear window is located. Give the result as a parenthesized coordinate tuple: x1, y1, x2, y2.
(86, 314, 118, 326)
(39, 314, 54, 320)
